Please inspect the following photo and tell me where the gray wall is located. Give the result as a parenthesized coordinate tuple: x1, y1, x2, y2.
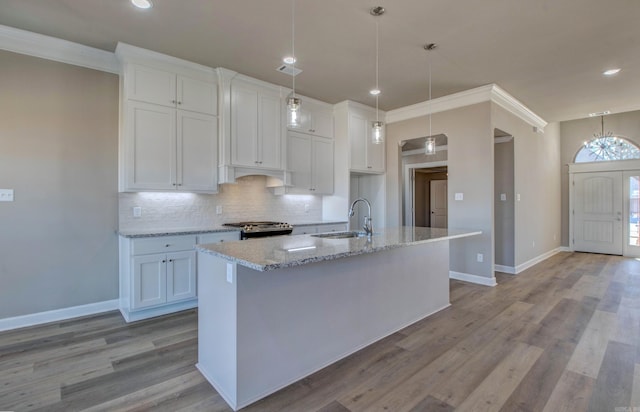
(0, 50, 119, 318)
(560, 111, 640, 246)
(492, 105, 561, 267)
(494, 139, 514, 266)
(386, 103, 495, 279)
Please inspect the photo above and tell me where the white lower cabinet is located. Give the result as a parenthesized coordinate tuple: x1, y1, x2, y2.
(120, 231, 240, 322)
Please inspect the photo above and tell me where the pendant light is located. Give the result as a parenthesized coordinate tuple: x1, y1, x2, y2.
(424, 43, 437, 155)
(370, 6, 385, 145)
(286, 0, 301, 128)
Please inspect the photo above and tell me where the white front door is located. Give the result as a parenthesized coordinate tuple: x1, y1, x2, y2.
(430, 180, 448, 228)
(573, 171, 623, 254)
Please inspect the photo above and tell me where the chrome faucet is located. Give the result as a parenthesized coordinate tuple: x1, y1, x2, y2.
(348, 198, 373, 237)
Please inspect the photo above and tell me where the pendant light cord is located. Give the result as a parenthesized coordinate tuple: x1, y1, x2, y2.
(375, 17, 380, 122)
(428, 52, 432, 138)
(291, 0, 296, 98)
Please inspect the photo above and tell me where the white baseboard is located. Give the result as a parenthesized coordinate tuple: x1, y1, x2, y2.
(557, 246, 571, 252)
(0, 299, 119, 332)
(449, 271, 497, 287)
(494, 264, 516, 274)
(513, 247, 566, 275)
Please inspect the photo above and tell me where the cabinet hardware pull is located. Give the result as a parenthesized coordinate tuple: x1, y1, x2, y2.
(165, 244, 170, 247)
(367, 166, 372, 169)
(172, 183, 177, 186)
(162, 260, 166, 263)
(169, 259, 173, 262)
(177, 101, 182, 105)
(171, 100, 176, 104)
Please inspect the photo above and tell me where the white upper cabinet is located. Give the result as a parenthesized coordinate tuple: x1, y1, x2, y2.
(230, 78, 282, 170)
(284, 131, 334, 195)
(127, 64, 217, 115)
(291, 99, 334, 138)
(116, 44, 219, 193)
(345, 104, 385, 174)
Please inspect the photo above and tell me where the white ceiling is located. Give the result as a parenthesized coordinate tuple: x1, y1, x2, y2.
(1, 0, 639, 122)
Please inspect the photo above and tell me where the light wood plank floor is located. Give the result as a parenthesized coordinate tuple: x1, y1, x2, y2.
(1, 252, 640, 411)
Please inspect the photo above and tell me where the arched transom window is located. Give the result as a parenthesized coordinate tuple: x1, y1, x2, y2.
(575, 136, 640, 163)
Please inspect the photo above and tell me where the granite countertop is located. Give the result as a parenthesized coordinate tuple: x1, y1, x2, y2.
(197, 226, 482, 272)
(118, 226, 240, 238)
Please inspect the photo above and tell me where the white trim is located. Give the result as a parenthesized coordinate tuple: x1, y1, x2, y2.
(496, 248, 569, 275)
(494, 264, 516, 274)
(119, 300, 198, 323)
(0, 299, 119, 332)
(386, 84, 547, 131)
(402, 145, 448, 157)
(494, 136, 513, 144)
(0, 24, 119, 74)
(568, 159, 640, 174)
(403, 160, 448, 226)
(449, 270, 497, 287)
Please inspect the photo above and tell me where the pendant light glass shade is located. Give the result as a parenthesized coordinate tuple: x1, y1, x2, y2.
(370, 6, 384, 144)
(425, 137, 436, 155)
(287, 96, 301, 128)
(286, 0, 301, 129)
(372, 121, 384, 144)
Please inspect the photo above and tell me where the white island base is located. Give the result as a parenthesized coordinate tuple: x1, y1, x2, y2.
(196, 240, 450, 411)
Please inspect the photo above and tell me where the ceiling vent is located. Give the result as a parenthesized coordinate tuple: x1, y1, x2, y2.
(277, 64, 302, 76)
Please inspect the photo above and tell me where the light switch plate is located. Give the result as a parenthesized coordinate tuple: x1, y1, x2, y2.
(517, 193, 521, 201)
(226, 263, 233, 283)
(500, 193, 507, 201)
(0, 189, 14, 202)
(133, 206, 142, 218)
(455, 193, 463, 201)
(216, 205, 223, 215)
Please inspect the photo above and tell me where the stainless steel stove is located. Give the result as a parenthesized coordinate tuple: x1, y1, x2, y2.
(223, 221, 293, 239)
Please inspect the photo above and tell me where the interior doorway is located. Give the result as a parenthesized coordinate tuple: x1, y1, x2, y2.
(404, 162, 448, 227)
(494, 129, 515, 270)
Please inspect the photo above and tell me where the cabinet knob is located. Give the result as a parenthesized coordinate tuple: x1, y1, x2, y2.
(177, 101, 182, 105)
(165, 244, 170, 247)
(172, 183, 177, 186)
(162, 260, 166, 263)
(169, 259, 174, 262)
(171, 100, 176, 104)
(367, 166, 372, 169)
(177, 183, 182, 186)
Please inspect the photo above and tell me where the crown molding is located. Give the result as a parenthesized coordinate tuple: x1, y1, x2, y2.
(115, 42, 216, 81)
(0, 24, 119, 74)
(386, 84, 547, 131)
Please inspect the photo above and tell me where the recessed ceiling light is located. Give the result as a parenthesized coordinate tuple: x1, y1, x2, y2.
(603, 68, 621, 76)
(370, 89, 381, 96)
(283, 56, 296, 64)
(131, 0, 153, 9)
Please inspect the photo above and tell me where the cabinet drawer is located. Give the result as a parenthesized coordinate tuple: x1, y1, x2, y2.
(197, 231, 240, 244)
(132, 235, 196, 255)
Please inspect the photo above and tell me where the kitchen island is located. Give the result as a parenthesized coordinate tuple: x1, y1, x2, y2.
(195, 227, 480, 410)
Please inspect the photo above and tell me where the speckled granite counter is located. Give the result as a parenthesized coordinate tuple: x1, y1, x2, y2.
(196, 226, 481, 271)
(118, 226, 240, 238)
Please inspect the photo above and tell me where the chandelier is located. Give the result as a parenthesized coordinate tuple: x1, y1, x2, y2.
(583, 115, 638, 161)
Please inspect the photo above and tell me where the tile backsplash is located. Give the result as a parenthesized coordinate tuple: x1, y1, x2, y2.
(119, 175, 323, 231)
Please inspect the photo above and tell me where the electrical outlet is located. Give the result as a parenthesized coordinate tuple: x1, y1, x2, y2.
(455, 193, 464, 201)
(500, 193, 506, 201)
(304, 203, 310, 213)
(516, 193, 521, 202)
(216, 205, 223, 215)
(477, 253, 484, 263)
(133, 206, 142, 218)
(0, 189, 14, 202)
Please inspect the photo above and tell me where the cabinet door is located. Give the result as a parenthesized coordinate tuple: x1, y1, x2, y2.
(178, 76, 217, 115)
(128, 64, 176, 107)
(231, 83, 259, 167)
(311, 107, 334, 138)
(312, 137, 334, 194)
(349, 113, 368, 172)
(126, 101, 176, 190)
(166, 251, 196, 303)
(258, 92, 282, 169)
(177, 111, 218, 192)
(367, 127, 385, 173)
(288, 132, 312, 192)
(132, 254, 167, 309)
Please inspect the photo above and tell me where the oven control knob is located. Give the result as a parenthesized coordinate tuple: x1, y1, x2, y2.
(244, 225, 252, 231)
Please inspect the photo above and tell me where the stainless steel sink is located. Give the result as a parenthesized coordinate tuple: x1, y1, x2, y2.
(312, 231, 367, 239)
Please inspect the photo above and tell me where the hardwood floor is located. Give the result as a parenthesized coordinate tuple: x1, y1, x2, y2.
(1, 251, 639, 411)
